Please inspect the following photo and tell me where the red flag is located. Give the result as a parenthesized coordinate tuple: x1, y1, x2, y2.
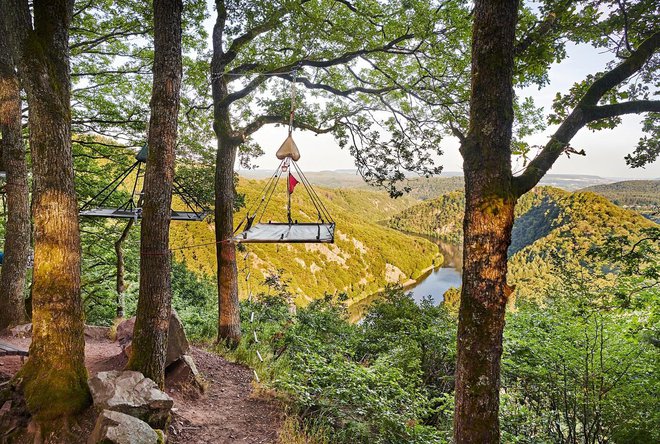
(288, 174, 299, 194)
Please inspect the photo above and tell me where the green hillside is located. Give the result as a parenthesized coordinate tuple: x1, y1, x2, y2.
(581, 180, 660, 223)
(388, 190, 465, 243)
(386, 187, 657, 300)
(170, 179, 441, 305)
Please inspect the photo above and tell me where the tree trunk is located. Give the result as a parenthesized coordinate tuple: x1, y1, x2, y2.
(454, 1, 519, 442)
(0, 31, 30, 329)
(114, 219, 133, 319)
(213, 104, 241, 346)
(210, 7, 242, 345)
(5, 0, 90, 420)
(126, 0, 182, 389)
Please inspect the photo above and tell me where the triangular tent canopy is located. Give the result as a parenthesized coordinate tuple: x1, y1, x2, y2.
(275, 134, 301, 161)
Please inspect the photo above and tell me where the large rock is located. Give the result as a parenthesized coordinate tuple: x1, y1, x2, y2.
(116, 311, 189, 367)
(166, 354, 205, 393)
(89, 371, 173, 429)
(88, 410, 160, 444)
(85, 325, 110, 341)
(115, 318, 135, 348)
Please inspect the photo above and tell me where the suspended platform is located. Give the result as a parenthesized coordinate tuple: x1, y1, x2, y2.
(236, 222, 335, 243)
(79, 145, 209, 222)
(79, 207, 208, 221)
(233, 135, 335, 244)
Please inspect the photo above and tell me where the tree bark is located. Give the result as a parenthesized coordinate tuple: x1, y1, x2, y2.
(213, 104, 241, 347)
(211, 4, 242, 346)
(5, 0, 90, 420)
(454, 1, 519, 442)
(126, 0, 182, 388)
(0, 27, 30, 329)
(114, 219, 133, 318)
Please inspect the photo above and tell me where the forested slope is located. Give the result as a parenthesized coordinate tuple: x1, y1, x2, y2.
(170, 178, 440, 305)
(387, 187, 657, 300)
(581, 180, 660, 223)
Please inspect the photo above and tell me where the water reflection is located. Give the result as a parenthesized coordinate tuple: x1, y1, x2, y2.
(349, 239, 462, 322)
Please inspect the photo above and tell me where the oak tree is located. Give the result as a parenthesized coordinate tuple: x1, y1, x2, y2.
(0, 18, 30, 329)
(208, 0, 468, 345)
(453, 1, 659, 442)
(126, 0, 184, 388)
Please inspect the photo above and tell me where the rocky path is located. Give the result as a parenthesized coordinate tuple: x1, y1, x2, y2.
(0, 333, 282, 444)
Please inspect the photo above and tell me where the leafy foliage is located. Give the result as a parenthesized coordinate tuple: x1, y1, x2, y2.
(219, 283, 456, 444)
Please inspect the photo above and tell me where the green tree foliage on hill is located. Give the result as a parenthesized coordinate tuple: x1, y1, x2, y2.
(388, 191, 465, 244)
(387, 187, 658, 300)
(582, 180, 660, 223)
(503, 231, 660, 443)
(216, 239, 658, 444)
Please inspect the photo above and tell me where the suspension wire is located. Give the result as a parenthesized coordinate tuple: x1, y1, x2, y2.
(123, 161, 143, 210)
(234, 164, 282, 234)
(291, 161, 324, 222)
(256, 168, 283, 223)
(291, 161, 334, 223)
(288, 66, 300, 135)
(80, 161, 139, 211)
(173, 177, 207, 216)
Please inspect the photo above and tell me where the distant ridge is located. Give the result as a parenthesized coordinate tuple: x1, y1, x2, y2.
(240, 169, 619, 194)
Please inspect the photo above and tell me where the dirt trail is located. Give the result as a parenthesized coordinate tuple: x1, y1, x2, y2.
(0, 334, 281, 444)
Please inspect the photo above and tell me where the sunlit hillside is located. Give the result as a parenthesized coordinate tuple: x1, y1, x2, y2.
(170, 178, 440, 305)
(386, 187, 658, 300)
(581, 180, 660, 223)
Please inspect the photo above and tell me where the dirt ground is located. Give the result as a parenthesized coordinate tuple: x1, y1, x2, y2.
(0, 333, 282, 443)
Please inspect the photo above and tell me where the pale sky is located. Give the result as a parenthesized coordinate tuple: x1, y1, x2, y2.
(205, 8, 659, 179)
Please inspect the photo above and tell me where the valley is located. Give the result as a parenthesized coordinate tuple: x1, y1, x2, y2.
(172, 176, 659, 307)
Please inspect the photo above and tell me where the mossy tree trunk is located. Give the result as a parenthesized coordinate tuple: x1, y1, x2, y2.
(126, 0, 183, 388)
(454, 0, 519, 442)
(5, 0, 90, 420)
(0, 27, 30, 329)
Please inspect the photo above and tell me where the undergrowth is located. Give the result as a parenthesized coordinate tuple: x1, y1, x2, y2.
(216, 276, 457, 444)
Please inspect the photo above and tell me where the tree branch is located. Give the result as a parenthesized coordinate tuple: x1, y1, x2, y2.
(220, 2, 311, 66)
(583, 100, 660, 122)
(277, 73, 396, 98)
(514, 12, 557, 56)
(514, 31, 660, 196)
(219, 33, 416, 107)
(242, 115, 337, 137)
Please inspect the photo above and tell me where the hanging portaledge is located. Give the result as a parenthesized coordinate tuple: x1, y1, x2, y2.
(79, 144, 209, 222)
(234, 134, 335, 244)
(237, 222, 335, 243)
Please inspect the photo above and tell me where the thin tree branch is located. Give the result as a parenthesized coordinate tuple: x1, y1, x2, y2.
(514, 31, 660, 196)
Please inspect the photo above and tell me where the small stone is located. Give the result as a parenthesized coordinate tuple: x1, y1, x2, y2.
(9, 323, 31, 338)
(88, 410, 159, 444)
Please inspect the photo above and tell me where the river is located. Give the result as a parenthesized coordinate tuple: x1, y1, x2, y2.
(349, 239, 462, 321)
(407, 240, 462, 304)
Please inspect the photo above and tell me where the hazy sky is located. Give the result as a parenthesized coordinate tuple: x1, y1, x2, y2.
(207, 9, 659, 179)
